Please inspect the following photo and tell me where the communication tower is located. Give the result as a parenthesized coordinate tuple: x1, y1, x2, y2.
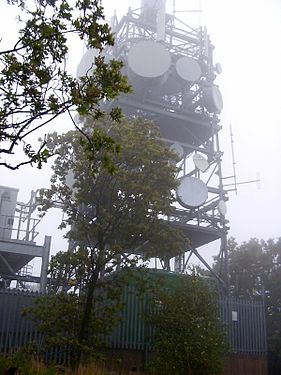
(78, 0, 229, 286)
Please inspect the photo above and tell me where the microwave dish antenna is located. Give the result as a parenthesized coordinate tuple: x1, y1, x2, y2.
(128, 41, 171, 78)
(176, 56, 202, 82)
(218, 200, 227, 216)
(176, 176, 208, 208)
(203, 85, 223, 113)
(193, 153, 209, 172)
(170, 143, 184, 160)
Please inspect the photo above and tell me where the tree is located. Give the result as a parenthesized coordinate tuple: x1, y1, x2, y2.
(0, 0, 130, 169)
(224, 237, 272, 297)
(214, 237, 281, 375)
(27, 265, 126, 366)
(147, 274, 225, 375)
(35, 116, 186, 364)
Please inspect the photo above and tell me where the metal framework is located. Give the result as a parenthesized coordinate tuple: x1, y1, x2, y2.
(104, 6, 229, 286)
(0, 188, 51, 292)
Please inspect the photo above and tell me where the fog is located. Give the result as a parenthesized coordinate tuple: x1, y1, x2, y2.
(1, 0, 281, 273)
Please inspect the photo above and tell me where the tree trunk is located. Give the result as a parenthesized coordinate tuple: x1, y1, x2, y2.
(76, 268, 100, 366)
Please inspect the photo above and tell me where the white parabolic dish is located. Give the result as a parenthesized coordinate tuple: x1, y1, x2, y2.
(218, 200, 227, 216)
(128, 40, 171, 78)
(177, 176, 208, 208)
(76, 49, 97, 78)
(204, 85, 223, 113)
(169, 143, 184, 160)
(175, 56, 201, 82)
(193, 153, 209, 172)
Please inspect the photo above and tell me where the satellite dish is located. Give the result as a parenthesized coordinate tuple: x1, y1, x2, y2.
(77, 48, 113, 78)
(203, 85, 223, 113)
(170, 143, 184, 160)
(175, 56, 202, 82)
(218, 200, 227, 216)
(65, 170, 75, 190)
(193, 153, 209, 172)
(76, 49, 97, 78)
(74, 113, 85, 124)
(128, 40, 171, 78)
(176, 176, 208, 208)
(215, 62, 222, 74)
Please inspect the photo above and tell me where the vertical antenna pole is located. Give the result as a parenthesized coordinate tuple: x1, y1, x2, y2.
(230, 124, 238, 194)
(215, 131, 229, 290)
(156, 1, 166, 41)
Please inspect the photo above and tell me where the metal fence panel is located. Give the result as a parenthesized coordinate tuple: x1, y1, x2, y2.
(0, 288, 267, 356)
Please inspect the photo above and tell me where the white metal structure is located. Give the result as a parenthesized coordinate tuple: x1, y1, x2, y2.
(0, 187, 51, 292)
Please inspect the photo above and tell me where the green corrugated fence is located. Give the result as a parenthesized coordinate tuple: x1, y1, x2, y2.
(0, 283, 267, 356)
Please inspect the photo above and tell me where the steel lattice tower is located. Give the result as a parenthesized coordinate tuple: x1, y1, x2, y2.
(78, 1, 229, 287)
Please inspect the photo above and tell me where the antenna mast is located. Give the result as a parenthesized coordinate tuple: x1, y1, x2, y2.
(230, 124, 238, 194)
(223, 125, 260, 192)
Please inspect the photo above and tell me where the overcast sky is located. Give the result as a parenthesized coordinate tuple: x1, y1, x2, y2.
(1, 0, 281, 271)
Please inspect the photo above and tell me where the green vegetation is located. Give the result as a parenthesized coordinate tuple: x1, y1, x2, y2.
(146, 274, 225, 375)
(0, 351, 142, 374)
(213, 237, 281, 375)
(28, 116, 186, 366)
(8, 273, 226, 374)
(0, 0, 130, 169)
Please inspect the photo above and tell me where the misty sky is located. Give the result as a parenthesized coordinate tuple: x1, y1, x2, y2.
(1, 0, 281, 270)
